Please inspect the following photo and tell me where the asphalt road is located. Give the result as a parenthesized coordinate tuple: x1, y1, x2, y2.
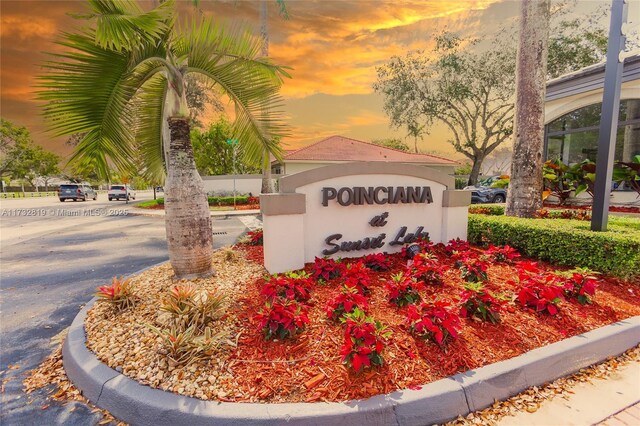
(0, 192, 251, 425)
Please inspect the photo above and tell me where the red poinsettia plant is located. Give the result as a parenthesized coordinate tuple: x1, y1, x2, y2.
(340, 308, 391, 372)
(326, 286, 369, 321)
(246, 229, 263, 246)
(312, 257, 344, 283)
(560, 271, 598, 305)
(459, 282, 506, 324)
(457, 255, 489, 283)
(409, 253, 444, 285)
(445, 238, 471, 255)
(343, 261, 371, 295)
(261, 271, 313, 303)
(516, 274, 565, 315)
(406, 300, 461, 345)
(254, 298, 310, 340)
(485, 244, 521, 263)
(385, 273, 423, 307)
(362, 253, 391, 272)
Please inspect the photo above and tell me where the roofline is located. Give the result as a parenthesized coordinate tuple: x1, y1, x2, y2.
(279, 135, 458, 164)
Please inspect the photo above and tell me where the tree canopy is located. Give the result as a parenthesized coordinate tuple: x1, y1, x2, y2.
(191, 116, 261, 176)
(0, 118, 61, 188)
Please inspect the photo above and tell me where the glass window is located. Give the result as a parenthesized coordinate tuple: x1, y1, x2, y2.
(545, 99, 640, 165)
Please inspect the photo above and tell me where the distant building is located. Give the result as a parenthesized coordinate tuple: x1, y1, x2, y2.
(270, 135, 458, 176)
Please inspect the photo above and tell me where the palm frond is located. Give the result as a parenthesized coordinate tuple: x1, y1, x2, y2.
(177, 18, 290, 166)
(83, 0, 174, 51)
(132, 73, 168, 180)
(36, 29, 168, 179)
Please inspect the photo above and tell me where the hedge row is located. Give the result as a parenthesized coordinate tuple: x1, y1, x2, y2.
(139, 195, 254, 207)
(468, 214, 640, 280)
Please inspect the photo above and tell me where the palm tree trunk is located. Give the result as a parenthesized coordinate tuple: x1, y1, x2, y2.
(164, 117, 214, 279)
(506, 0, 550, 218)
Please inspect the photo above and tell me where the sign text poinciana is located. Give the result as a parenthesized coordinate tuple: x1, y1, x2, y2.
(321, 186, 433, 255)
(260, 163, 470, 274)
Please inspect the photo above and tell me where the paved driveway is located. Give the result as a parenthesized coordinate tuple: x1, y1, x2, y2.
(0, 193, 250, 425)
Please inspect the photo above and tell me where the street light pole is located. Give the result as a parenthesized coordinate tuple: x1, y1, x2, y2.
(591, 0, 627, 231)
(226, 138, 239, 210)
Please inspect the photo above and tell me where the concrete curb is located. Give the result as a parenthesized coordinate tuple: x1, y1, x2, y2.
(64, 297, 640, 425)
(125, 208, 261, 219)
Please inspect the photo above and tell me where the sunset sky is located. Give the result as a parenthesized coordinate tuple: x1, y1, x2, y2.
(0, 0, 632, 164)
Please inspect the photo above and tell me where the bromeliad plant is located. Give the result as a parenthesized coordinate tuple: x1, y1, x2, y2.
(261, 271, 313, 303)
(326, 286, 369, 321)
(312, 257, 344, 283)
(385, 273, 423, 307)
(485, 245, 520, 263)
(406, 300, 461, 346)
(160, 285, 226, 331)
(96, 276, 136, 311)
(148, 324, 224, 367)
(340, 308, 391, 373)
(254, 298, 310, 340)
(343, 261, 372, 295)
(362, 253, 391, 272)
(409, 253, 444, 285)
(459, 282, 505, 324)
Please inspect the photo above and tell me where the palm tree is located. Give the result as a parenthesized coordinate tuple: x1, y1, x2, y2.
(505, 0, 550, 218)
(37, 0, 288, 278)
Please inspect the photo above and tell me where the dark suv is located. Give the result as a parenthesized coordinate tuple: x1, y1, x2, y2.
(465, 176, 508, 204)
(59, 184, 97, 202)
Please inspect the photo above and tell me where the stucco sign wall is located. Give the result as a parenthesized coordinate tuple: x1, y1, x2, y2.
(260, 162, 471, 274)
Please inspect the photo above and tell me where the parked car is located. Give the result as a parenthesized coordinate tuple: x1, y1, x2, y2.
(59, 184, 97, 202)
(465, 175, 508, 204)
(108, 184, 136, 201)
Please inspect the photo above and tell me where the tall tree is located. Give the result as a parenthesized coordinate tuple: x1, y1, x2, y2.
(374, 33, 516, 186)
(505, 0, 550, 218)
(259, 0, 288, 194)
(38, 0, 288, 278)
(191, 116, 260, 176)
(371, 138, 410, 152)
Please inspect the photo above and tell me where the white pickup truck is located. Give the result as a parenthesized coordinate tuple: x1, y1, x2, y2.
(108, 184, 136, 201)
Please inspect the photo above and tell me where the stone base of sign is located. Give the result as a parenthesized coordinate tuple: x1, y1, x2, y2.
(261, 162, 471, 274)
(63, 293, 640, 426)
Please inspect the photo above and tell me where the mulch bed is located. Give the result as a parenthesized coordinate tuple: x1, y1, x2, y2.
(542, 202, 640, 214)
(82, 244, 639, 405)
(227, 245, 639, 403)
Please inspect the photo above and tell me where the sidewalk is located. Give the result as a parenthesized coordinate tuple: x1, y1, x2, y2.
(498, 361, 640, 426)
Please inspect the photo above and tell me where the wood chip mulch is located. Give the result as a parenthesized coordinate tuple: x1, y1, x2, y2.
(24, 244, 640, 411)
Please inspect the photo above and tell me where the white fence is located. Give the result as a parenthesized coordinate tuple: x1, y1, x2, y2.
(201, 174, 282, 195)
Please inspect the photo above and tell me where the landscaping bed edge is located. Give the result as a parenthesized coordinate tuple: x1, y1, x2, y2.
(63, 273, 640, 425)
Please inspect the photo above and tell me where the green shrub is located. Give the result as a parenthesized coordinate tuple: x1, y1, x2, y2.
(136, 198, 164, 208)
(455, 178, 467, 190)
(207, 195, 250, 206)
(468, 214, 640, 280)
(468, 204, 505, 215)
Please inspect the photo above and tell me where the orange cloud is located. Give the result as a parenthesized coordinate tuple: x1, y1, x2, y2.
(0, 15, 57, 40)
